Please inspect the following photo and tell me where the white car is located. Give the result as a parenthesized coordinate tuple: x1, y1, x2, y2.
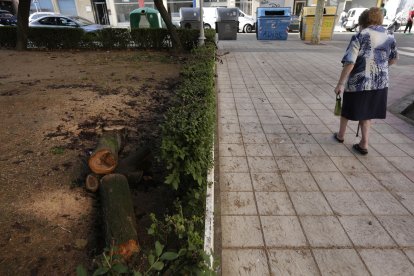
(344, 8, 368, 31)
(29, 12, 58, 22)
(238, 9, 255, 33)
(29, 15, 106, 33)
(202, 7, 255, 32)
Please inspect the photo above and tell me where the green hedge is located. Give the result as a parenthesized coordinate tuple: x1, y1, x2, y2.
(29, 27, 85, 49)
(161, 44, 215, 191)
(146, 43, 216, 274)
(0, 27, 216, 51)
(0, 26, 17, 48)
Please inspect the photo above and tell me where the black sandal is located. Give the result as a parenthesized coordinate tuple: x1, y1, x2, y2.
(353, 144, 368, 155)
(334, 133, 344, 143)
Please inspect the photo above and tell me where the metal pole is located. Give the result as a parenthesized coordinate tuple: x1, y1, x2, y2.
(198, 0, 205, 46)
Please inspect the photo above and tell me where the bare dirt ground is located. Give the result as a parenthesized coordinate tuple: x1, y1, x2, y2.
(0, 49, 182, 275)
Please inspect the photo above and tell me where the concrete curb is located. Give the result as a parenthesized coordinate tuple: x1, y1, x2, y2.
(204, 143, 215, 268)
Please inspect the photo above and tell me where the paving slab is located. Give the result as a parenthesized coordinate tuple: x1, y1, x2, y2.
(217, 34, 414, 275)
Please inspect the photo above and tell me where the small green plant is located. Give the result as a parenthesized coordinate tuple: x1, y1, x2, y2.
(50, 146, 65, 155)
(76, 246, 129, 276)
(143, 205, 215, 275)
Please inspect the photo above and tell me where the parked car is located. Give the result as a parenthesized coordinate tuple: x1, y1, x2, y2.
(171, 12, 180, 28)
(344, 7, 368, 31)
(0, 9, 11, 14)
(29, 15, 105, 32)
(29, 12, 59, 22)
(238, 9, 255, 33)
(289, 15, 300, 32)
(0, 12, 17, 26)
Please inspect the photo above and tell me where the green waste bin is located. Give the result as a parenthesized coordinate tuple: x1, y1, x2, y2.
(130, 8, 162, 29)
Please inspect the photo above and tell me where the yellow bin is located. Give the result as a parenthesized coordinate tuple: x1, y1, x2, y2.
(300, 6, 337, 41)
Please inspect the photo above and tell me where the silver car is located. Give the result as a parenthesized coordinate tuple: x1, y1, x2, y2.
(29, 15, 105, 32)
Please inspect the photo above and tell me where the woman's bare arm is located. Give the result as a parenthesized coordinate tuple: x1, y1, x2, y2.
(334, 63, 355, 95)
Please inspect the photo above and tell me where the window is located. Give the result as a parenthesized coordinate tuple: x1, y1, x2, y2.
(57, 0, 77, 16)
(114, 0, 154, 23)
(57, 17, 77, 26)
(39, 17, 57, 25)
(235, 0, 252, 15)
(30, 0, 54, 13)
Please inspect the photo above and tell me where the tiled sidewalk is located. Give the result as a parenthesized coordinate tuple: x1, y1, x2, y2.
(216, 35, 414, 275)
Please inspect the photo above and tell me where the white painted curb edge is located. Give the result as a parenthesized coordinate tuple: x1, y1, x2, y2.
(204, 141, 215, 268)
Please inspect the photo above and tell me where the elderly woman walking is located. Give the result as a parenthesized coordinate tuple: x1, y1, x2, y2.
(334, 7, 398, 155)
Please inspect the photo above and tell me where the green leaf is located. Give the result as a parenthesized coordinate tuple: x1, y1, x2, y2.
(92, 267, 109, 276)
(155, 241, 164, 257)
(152, 261, 164, 271)
(112, 263, 129, 274)
(133, 271, 143, 276)
(160, 251, 179, 261)
(76, 265, 88, 276)
(148, 254, 155, 265)
(178, 248, 187, 256)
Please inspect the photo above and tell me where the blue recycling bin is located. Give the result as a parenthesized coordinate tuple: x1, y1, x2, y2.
(256, 7, 291, 40)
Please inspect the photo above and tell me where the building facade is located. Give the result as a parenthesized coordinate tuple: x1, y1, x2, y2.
(20, 0, 413, 27)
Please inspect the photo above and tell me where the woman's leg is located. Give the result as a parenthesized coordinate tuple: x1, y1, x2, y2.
(404, 22, 409, 33)
(405, 21, 413, 33)
(359, 119, 371, 149)
(337, 116, 348, 139)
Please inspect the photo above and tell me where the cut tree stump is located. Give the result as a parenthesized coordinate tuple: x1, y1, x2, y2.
(88, 132, 123, 174)
(85, 173, 100, 192)
(99, 174, 140, 256)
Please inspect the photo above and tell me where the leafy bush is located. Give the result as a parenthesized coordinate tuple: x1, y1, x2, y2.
(161, 45, 216, 191)
(0, 26, 216, 51)
(130, 28, 171, 49)
(28, 27, 84, 49)
(0, 26, 16, 48)
(96, 28, 132, 49)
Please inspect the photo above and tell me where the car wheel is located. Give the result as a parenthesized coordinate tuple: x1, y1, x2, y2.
(244, 24, 253, 33)
(204, 23, 211, 29)
(350, 24, 359, 32)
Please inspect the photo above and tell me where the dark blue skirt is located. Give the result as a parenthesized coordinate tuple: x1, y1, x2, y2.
(341, 88, 388, 121)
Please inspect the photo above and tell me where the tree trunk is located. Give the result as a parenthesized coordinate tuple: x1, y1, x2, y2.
(153, 0, 183, 52)
(88, 132, 123, 174)
(99, 174, 139, 255)
(116, 147, 152, 174)
(311, 0, 325, 45)
(16, 0, 31, 51)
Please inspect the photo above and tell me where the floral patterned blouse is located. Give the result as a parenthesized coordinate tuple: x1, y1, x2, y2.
(341, 25, 398, 92)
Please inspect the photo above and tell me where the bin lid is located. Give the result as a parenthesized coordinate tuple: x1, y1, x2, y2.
(257, 7, 291, 17)
(130, 7, 159, 16)
(179, 7, 200, 21)
(301, 6, 337, 16)
(217, 8, 239, 21)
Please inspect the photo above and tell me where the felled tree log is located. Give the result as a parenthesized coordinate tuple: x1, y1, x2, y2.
(116, 147, 152, 174)
(85, 173, 100, 192)
(99, 174, 140, 257)
(88, 132, 123, 174)
(86, 171, 144, 192)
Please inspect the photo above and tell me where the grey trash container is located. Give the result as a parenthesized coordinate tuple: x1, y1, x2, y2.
(180, 7, 201, 30)
(216, 8, 239, 40)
